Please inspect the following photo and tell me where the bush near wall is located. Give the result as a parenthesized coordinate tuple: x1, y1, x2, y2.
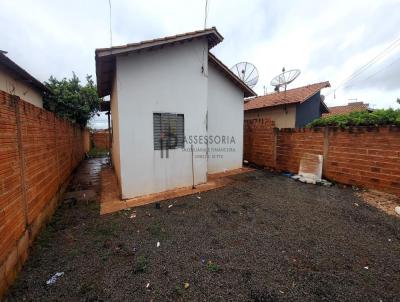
(308, 109, 400, 128)
(244, 118, 400, 196)
(0, 90, 89, 298)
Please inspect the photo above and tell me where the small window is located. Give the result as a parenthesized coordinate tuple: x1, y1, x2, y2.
(153, 113, 184, 150)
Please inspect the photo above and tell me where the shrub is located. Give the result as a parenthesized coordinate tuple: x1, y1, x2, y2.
(308, 109, 400, 128)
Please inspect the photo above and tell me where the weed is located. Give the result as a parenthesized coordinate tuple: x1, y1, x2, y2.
(147, 222, 166, 239)
(206, 261, 221, 272)
(175, 283, 183, 296)
(68, 249, 79, 258)
(134, 255, 148, 273)
(87, 147, 109, 158)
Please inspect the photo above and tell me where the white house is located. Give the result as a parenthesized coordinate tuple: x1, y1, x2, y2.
(0, 50, 49, 107)
(95, 28, 256, 199)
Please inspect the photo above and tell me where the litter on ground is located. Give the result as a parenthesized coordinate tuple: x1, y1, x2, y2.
(46, 272, 64, 285)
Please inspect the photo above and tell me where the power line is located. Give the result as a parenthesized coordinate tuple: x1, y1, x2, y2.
(345, 55, 400, 88)
(108, 0, 113, 47)
(327, 35, 400, 96)
(204, 0, 209, 29)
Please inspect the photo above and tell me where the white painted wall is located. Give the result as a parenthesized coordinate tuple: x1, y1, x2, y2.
(207, 63, 244, 173)
(0, 66, 43, 108)
(110, 74, 122, 192)
(116, 40, 208, 199)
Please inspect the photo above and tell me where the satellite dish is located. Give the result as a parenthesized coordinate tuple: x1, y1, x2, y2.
(270, 67, 301, 91)
(230, 62, 259, 88)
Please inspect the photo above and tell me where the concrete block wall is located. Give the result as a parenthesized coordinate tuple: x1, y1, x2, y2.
(0, 90, 88, 298)
(244, 118, 400, 196)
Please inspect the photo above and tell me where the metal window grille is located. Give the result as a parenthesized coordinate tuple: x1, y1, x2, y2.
(153, 113, 184, 150)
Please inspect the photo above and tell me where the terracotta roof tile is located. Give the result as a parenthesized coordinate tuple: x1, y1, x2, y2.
(323, 102, 370, 117)
(244, 81, 330, 111)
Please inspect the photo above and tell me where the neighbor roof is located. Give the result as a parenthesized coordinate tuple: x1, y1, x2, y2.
(0, 51, 51, 94)
(96, 27, 224, 97)
(244, 81, 330, 111)
(208, 53, 256, 98)
(323, 102, 371, 117)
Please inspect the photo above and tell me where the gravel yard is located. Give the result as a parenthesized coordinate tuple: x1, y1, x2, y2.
(6, 159, 400, 301)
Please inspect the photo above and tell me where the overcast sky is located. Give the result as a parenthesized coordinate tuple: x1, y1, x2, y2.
(1, 0, 399, 129)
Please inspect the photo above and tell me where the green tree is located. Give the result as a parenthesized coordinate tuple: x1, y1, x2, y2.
(43, 73, 102, 126)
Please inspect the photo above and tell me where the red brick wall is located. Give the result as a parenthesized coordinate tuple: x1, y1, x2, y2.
(0, 91, 88, 298)
(91, 130, 110, 150)
(325, 127, 400, 195)
(243, 119, 276, 167)
(276, 128, 324, 173)
(244, 118, 400, 196)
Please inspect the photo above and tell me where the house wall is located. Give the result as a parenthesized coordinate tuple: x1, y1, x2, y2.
(0, 66, 43, 108)
(244, 104, 296, 128)
(207, 63, 244, 173)
(295, 92, 322, 127)
(110, 74, 122, 191)
(116, 39, 208, 199)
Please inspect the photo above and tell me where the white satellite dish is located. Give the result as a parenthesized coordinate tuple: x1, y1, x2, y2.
(230, 62, 259, 88)
(271, 67, 301, 92)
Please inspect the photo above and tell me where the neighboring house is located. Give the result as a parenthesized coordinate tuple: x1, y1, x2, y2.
(0, 50, 49, 107)
(323, 101, 372, 117)
(244, 81, 330, 128)
(95, 28, 256, 199)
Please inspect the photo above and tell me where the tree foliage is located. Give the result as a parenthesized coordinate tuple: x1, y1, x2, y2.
(308, 109, 400, 128)
(43, 73, 102, 126)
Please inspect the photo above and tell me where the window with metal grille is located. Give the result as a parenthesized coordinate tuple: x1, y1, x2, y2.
(153, 113, 184, 150)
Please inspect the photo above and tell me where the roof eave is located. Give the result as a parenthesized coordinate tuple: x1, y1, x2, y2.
(0, 52, 51, 95)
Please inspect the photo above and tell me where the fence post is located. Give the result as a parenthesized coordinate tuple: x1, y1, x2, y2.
(13, 95, 29, 228)
(322, 127, 329, 177)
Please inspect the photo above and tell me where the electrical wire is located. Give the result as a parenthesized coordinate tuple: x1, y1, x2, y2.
(345, 55, 400, 89)
(204, 0, 209, 29)
(108, 0, 113, 47)
(326, 35, 400, 96)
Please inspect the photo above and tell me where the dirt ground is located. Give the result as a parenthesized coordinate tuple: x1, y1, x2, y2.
(6, 159, 400, 302)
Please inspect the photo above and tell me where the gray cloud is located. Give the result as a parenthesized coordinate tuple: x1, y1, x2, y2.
(1, 0, 399, 129)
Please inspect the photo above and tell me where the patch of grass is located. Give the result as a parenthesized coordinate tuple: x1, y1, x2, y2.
(147, 222, 166, 239)
(175, 283, 184, 296)
(88, 147, 109, 158)
(68, 249, 80, 258)
(94, 222, 118, 241)
(206, 261, 221, 273)
(134, 255, 148, 273)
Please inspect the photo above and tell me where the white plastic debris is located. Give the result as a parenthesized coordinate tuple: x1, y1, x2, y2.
(354, 203, 359, 207)
(46, 272, 64, 285)
(395, 206, 400, 216)
(388, 238, 392, 242)
(130, 211, 136, 219)
(157, 241, 160, 248)
(146, 282, 150, 288)
(364, 266, 369, 270)
(168, 204, 173, 208)
(197, 196, 201, 200)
